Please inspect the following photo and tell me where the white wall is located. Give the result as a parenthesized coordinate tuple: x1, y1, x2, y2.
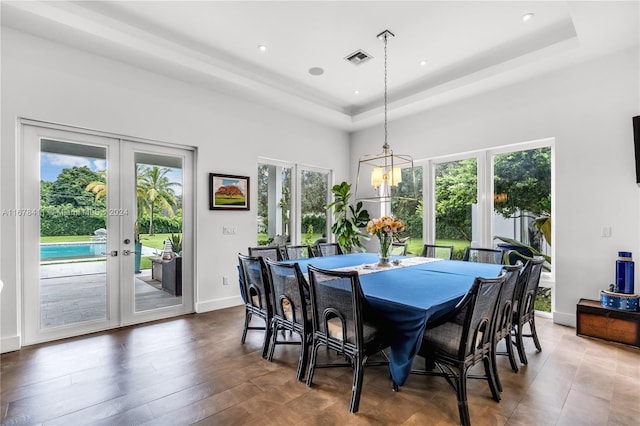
(351, 46, 640, 327)
(0, 29, 350, 352)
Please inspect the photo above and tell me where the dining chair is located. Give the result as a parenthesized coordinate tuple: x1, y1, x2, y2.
(491, 263, 522, 392)
(315, 242, 344, 256)
(265, 259, 312, 381)
(512, 256, 545, 365)
(411, 272, 506, 426)
(420, 244, 454, 260)
(285, 244, 314, 260)
(237, 253, 274, 358)
(462, 247, 504, 264)
(390, 242, 407, 256)
(306, 265, 391, 413)
(248, 245, 283, 261)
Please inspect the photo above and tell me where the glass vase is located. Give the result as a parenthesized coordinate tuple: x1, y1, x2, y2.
(378, 234, 392, 267)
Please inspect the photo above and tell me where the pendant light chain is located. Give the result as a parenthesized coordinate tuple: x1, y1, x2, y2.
(383, 32, 388, 147)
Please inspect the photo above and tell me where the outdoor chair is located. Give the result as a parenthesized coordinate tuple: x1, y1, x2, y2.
(285, 244, 314, 260)
(462, 247, 504, 264)
(390, 242, 407, 256)
(512, 257, 545, 365)
(420, 244, 454, 259)
(411, 272, 506, 426)
(265, 259, 312, 381)
(315, 242, 344, 256)
(492, 263, 522, 392)
(238, 253, 273, 358)
(248, 246, 283, 261)
(306, 265, 391, 413)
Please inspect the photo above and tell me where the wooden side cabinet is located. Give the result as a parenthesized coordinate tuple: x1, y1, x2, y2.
(576, 298, 640, 347)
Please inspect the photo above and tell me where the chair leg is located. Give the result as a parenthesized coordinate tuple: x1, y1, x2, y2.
(306, 341, 320, 387)
(241, 309, 251, 344)
(530, 318, 542, 352)
(261, 318, 272, 359)
(456, 368, 471, 426)
(491, 340, 503, 393)
(484, 357, 501, 402)
(514, 323, 528, 365)
(296, 333, 311, 381)
(267, 320, 278, 361)
(505, 333, 519, 373)
(349, 356, 365, 413)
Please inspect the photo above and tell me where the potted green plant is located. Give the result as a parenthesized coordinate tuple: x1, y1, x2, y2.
(169, 233, 182, 256)
(326, 181, 370, 253)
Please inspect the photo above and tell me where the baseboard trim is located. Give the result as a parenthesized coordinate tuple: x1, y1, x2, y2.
(195, 296, 243, 313)
(1, 335, 21, 353)
(553, 310, 576, 328)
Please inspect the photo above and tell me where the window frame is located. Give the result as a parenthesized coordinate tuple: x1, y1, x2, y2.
(424, 138, 555, 314)
(257, 158, 333, 246)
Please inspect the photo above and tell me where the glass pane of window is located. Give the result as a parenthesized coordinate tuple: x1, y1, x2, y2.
(493, 147, 551, 312)
(40, 141, 108, 328)
(391, 166, 423, 256)
(135, 159, 183, 312)
(434, 158, 478, 260)
(257, 163, 292, 246)
(300, 169, 329, 247)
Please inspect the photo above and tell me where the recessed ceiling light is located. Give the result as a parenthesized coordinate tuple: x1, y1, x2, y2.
(354, 90, 360, 95)
(308, 67, 324, 76)
(522, 12, 534, 22)
(419, 60, 428, 66)
(257, 45, 267, 52)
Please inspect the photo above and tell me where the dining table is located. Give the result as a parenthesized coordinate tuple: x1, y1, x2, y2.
(286, 252, 504, 387)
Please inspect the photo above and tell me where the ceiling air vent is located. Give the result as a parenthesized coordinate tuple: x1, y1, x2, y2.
(344, 49, 372, 66)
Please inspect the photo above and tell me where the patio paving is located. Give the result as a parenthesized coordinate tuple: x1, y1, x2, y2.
(39, 259, 181, 328)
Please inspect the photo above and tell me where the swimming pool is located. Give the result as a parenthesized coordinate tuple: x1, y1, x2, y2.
(40, 242, 107, 261)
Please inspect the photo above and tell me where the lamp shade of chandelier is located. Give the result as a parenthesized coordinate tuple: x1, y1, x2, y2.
(355, 30, 417, 204)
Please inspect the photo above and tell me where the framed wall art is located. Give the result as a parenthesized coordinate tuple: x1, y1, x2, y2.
(209, 173, 250, 210)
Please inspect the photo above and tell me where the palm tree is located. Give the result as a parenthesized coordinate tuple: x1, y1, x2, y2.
(85, 171, 107, 200)
(137, 165, 180, 235)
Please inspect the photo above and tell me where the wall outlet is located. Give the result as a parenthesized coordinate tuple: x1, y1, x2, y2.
(222, 227, 237, 235)
(222, 276, 229, 285)
(601, 226, 612, 238)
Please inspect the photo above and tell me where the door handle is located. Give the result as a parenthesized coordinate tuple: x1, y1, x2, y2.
(123, 249, 140, 256)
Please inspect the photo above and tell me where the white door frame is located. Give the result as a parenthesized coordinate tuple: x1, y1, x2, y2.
(20, 120, 195, 345)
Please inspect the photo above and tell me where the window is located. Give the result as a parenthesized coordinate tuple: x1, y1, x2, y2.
(391, 166, 423, 256)
(428, 140, 554, 312)
(257, 161, 331, 247)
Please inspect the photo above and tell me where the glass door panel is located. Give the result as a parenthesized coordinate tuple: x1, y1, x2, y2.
(257, 163, 292, 246)
(121, 143, 193, 324)
(434, 158, 478, 260)
(493, 147, 552, 312)
(391, 166, 423, 256)
(299, 169, 330, 247)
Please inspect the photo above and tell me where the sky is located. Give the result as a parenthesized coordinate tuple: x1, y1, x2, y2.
(40, 153, 183, 195)
(40, 153, 105, 182)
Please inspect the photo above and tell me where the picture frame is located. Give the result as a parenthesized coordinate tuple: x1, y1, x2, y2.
(209, 173, 250, 210)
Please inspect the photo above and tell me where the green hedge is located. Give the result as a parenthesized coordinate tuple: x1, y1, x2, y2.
(40, 206, 182, 236)
(40, 205, 106, 236)
(137, 215, 182, 234)
(301, 214, 326, 235)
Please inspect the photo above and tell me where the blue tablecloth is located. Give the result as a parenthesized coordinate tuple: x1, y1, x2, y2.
(289, 253, 504, 386)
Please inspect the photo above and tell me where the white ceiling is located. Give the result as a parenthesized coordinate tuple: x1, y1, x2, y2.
(2, 1, 639, 131)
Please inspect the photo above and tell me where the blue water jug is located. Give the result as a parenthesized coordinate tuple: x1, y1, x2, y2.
(615, 251, 635, 294)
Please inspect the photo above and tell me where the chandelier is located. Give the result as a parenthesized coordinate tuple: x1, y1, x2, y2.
(355, 30, 417, 205)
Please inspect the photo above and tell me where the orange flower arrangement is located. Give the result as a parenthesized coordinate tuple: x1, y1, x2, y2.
(366, 215, 406, 264)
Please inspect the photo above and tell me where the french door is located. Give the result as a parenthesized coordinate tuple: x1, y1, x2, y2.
(21, 122, 194, 345)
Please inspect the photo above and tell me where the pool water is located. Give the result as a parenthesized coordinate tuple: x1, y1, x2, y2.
(40, 242, 107, 261)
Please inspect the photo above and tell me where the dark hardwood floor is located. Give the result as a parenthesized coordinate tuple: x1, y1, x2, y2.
(2, 306, 639, 425)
